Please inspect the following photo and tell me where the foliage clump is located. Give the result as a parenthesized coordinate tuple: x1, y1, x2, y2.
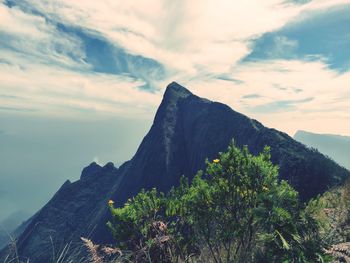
(107, 141, 327, 263)
(305, 178, 350, 260)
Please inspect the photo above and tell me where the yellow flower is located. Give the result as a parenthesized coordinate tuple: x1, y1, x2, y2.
(213, 159, 220, 163)
(262, 186, 269, 192)
(108, 199, 114, 206)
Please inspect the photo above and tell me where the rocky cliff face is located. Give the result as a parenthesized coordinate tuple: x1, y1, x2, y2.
(2, 82, 349, 262)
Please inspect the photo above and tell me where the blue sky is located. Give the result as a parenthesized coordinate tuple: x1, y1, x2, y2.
(245, 4, 350, 72)
(0, 0, 350, 223)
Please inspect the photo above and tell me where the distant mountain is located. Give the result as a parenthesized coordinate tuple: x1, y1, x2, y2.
(0, 210, 30, 234)
(1, 82, 349, 262)
(0, 210, 31, 249)
(294, 130, 350, 170)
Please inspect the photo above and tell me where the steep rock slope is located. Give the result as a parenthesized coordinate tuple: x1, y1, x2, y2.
(2, 82, 349, 262)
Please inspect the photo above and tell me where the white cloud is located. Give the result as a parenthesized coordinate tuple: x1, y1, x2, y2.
(1, 0, 350, 136)
(1, 0, 300, 74)
(0, 2, 88, 69)
(10, 0, 349, 76)
(0, 1, 161, 119)
(0, 2, 45, 37)
(0, 54, 160, 119)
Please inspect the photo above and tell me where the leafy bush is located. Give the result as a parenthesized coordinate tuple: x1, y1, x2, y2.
(306, 179, 350, 245)
(107, 141, 327, 263)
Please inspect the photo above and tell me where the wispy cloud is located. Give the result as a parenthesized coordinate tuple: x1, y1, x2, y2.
(0, 2, 88, 70)
(242, 94, 263, 99)
(248, 97, 314, 113)
(0, 59, 161, 118)
(1, 0, 350, 135)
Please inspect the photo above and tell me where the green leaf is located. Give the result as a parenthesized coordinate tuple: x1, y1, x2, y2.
(276, 230, 290, 250)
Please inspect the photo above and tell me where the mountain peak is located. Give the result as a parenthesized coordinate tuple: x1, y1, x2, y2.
(164, 82, 192, 101)
(80, 162, 102, 180)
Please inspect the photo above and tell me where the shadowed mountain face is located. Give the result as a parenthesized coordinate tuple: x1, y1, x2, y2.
(1, 82, 349, 262)
(294, 130, 350, 170)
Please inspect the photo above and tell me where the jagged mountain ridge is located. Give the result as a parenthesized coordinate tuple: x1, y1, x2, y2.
(1, 82, 349, 262)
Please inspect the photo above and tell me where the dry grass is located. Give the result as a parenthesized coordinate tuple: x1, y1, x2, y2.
(325, 242, 350, 263)
(80, 237, 124, 263)
(81, 238, 104, 263)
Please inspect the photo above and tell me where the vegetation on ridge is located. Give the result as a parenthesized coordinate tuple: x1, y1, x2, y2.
(4, 142, 349, 262)
(104, 141, 328, 263)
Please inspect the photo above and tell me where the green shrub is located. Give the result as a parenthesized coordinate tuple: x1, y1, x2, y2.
(107, 141, 326, 263)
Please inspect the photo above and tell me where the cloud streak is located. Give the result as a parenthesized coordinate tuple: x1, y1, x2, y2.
(0, 0, 350, 135)
(0, 59, 161, 118)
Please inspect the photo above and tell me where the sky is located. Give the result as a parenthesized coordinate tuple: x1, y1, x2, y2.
(0, 0, 350, 224)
